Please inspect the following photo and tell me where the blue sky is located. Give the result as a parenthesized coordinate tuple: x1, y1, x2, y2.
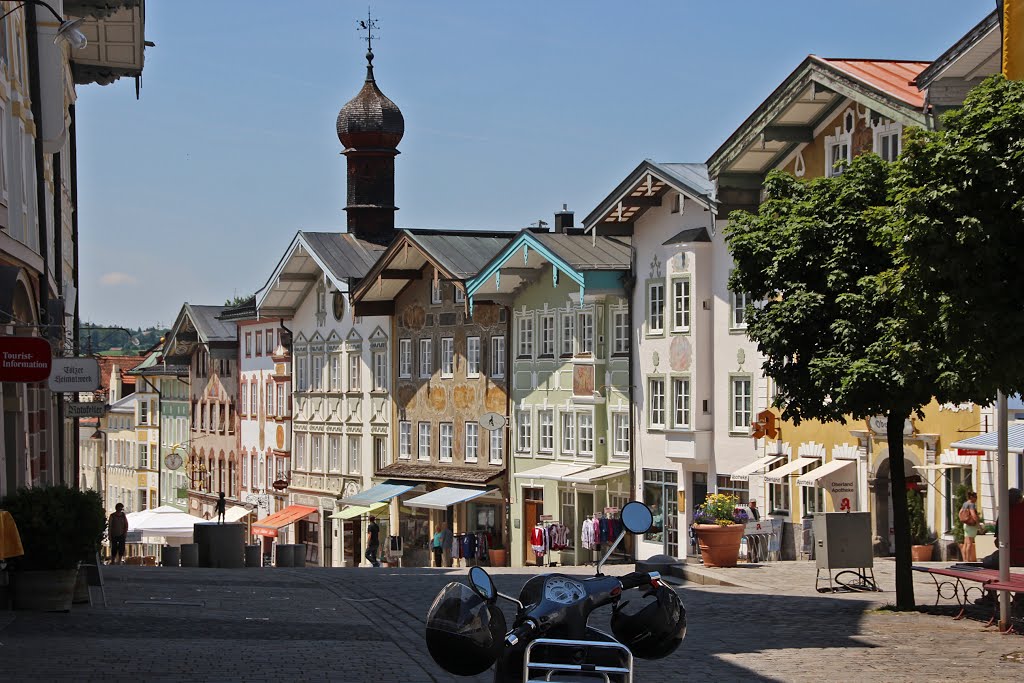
(75, 0, 992, 328)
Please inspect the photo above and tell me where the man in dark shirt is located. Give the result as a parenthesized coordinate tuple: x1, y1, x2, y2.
(365, 515, 381, 567)
(107, 503, 128, 565)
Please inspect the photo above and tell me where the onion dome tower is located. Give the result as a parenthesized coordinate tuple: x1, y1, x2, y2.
(336, 43, 405, 245)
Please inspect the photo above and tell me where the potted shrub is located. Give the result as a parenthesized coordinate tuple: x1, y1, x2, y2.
(1, 485, 106, 611)
(488, 539, 507, 567)
(907, 489, 934, 562)
(693, 493, 748, 567)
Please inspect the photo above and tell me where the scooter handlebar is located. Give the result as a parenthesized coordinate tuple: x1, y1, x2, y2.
(504, 620, 536, 647)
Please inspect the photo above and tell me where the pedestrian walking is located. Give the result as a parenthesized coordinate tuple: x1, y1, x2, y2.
(215, 491, 226, 524)
(108, 503, 128, 565)
(365, 515, 381, 567)
(959, 491, 979, 562)
(431, 522, 452, 568)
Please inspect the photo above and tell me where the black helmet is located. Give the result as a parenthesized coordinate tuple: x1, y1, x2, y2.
(425, 581, 507, 676)
(610, 584, 686, 660)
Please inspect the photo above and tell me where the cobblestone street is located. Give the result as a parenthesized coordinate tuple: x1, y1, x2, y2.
(1, 562, 1023, 682)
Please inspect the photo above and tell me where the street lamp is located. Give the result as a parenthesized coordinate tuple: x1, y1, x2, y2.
(0, 1, 88, 49)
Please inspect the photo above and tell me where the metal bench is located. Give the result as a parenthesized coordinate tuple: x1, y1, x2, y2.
(912, 564, 1024, 621)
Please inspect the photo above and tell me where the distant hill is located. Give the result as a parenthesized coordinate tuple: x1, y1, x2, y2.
(79, 322, 169, 355)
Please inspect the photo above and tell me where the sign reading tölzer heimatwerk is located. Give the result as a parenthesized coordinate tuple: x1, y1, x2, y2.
(0, 336, 52, 382)
(48, 357, 100, 392)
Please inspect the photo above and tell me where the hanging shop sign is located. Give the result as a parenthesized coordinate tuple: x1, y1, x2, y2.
(0, 336, 52, 382)
(48, 357, 100, 392)
(480, 412, 506, 431)
(957, 448, 987, 456)
(165, 452, 184, 471)
(65, 401, 106, 418)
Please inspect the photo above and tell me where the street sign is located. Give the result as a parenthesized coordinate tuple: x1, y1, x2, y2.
(0, 336, 51, 382)
(48, 357, 100, 392)
(957, 448, 987, 456)
(65, 401, 106, 418)
(480, 412, 506, 431)
(165, 452, 184, 470)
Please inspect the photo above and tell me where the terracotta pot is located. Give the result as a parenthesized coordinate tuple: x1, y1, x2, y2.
(695, 524, 745, 568)
(12, 569, 78, 612)
(911, 544, 934, 562)
(488, 549, 507, 567)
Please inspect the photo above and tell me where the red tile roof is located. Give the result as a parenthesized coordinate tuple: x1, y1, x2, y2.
(812, 58, 930, 109)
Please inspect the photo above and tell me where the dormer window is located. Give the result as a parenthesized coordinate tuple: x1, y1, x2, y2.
(873, 120, 902, 162)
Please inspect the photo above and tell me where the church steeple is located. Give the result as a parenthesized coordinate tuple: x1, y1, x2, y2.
(336, 15, 404, 245)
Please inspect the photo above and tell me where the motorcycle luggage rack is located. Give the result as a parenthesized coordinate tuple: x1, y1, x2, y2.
(523, 638, 633, 682)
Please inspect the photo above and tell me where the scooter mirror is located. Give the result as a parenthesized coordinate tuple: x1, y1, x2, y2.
(621, 501, 654, 535)
(468, 566, 497, 603)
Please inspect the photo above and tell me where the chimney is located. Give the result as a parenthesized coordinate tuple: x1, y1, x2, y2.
(554, 204, 574, 233)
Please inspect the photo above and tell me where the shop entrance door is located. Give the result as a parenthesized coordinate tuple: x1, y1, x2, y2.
(523, 487, 544, 566)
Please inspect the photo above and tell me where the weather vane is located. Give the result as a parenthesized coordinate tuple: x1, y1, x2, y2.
(357, 8, 379, 53)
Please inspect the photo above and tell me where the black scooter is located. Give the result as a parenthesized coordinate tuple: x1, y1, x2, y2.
(428, 501, 684, 682)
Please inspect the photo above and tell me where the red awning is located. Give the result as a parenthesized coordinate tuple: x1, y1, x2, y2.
(251, 505, 317, 538)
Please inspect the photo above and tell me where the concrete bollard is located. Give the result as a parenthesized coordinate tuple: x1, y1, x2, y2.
(180, 543, 199, 567)
(275, 544, 293, 567)
(161, 545, 181, 567)
(244, 545, 262, 567)
(293, 544, 306, 567)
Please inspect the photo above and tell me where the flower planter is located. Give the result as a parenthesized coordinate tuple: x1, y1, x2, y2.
(911, 544, 934, 562)
(695, 524, 745, 568)
(488, 549, 507, 567)
(12, 569, 78, 612)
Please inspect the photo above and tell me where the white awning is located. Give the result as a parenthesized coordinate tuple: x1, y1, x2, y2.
(730, 455, 784, 482)
(514, 463, 593, 481)
(562, 466, 629, 484)
(224, 506, 254, 523)
(405, 487, 492, 510)
(950, 423, 1024, 454)
(763, 457, 820, 484)
(329, 502, 389, 520)
(796, 459, 854, 486)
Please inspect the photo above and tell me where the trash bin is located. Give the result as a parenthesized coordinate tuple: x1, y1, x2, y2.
(245, 545, 262, 567)
(275, 544, 293, 567)
(293, 543, 306, 567)
(161, 545, 181, 567)
(180, 543, 199, 567)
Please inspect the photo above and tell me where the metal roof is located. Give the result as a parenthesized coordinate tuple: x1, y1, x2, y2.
(813, 57, 929, 109)
(302, 232, 385, 281)
(531, 232, 631, 270)
(914, 10, 999, 89)
(186, 304, 237, 343)
(583, 160, 715, 231)
(652, 162, 715, 199)
(408, 232, 512, 279)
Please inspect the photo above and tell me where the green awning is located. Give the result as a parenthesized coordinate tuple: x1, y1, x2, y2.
(329, 502, 388, 520)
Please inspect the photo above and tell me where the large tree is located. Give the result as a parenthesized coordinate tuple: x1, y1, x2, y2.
(725, 155, 934, 609)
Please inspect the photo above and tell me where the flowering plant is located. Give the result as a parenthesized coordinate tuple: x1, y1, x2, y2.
(694, 493, 747, 526)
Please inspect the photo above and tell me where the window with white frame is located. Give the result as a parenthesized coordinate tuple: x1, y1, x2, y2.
(140, 401, 148, 425)
(348, 436, 360, 474)
(731, 376, 752, 432)
(139, 443, 148, 468)
(418, 422, 431, 460)
(517, 410, 532, 452)
(517, 315, 534, 359)
(577, 311, 594, 355)
(373, 350, 387, 391)
(649, 377, 666, 428)
(240, 383, 248, 417)
(489, 428, 503, 464)
(577, 413, 594, 455)
(539, 314, 555, 357)
(244, 332, 252, 356)
(561, 312, 575, 356)
(439, 423, 453, 462)
(561, 412, 575, 455)
(266, 381, 275, 416)
(538, 409, 553, 453)
(465, 422, 479, 462)
(329, 435, 341, 472)
(613, 413, 630, 457)
(374, 436, 388, 471)
(297, 356, 308, 392)
(399, 339, 412, 378)
(672, 377, 691, 429)
(329, 354, 339, 391)
(399, 421, 411, 459)
(467, 337, 481, 377)
(419, 338, 433, 378)
(730, 290, 749, 329)
(825, 111, 854, 177)
(440, 338, 455, 378)
(277, 384, 286, 417)
(431, 278, 443, 304)
(454, 286, 465, 304)
(295, 434, 306, 470)
(648, 282, 665, 335)
(311, 435, 322, 471)
(613, 310, 629, 355)
(491, 336, 505, 378)
(672, 278, 690, 332)
(349, 352, 361, 391)
(250, 381, 258, 415)
(243, 452, 250, 488)
(873, 120, 902, 162)
(309, 352, 321, 389)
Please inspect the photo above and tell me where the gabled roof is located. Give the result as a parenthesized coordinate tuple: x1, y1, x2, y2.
(707, 55, 930, 182)
(914, 10, 1000, 90)
(466, 229, 631, 302)
(583, 160, 714, 231)
(163, 303, 237, 359)
(352, 229, 513, 305)
(256, 231, 385, 315)
(185, 305, 236, 343)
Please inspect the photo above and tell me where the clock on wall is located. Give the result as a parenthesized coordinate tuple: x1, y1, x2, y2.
(332, 291, 346, 321)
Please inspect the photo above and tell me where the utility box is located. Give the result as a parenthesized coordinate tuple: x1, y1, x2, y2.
(813, 512, 873, 570)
